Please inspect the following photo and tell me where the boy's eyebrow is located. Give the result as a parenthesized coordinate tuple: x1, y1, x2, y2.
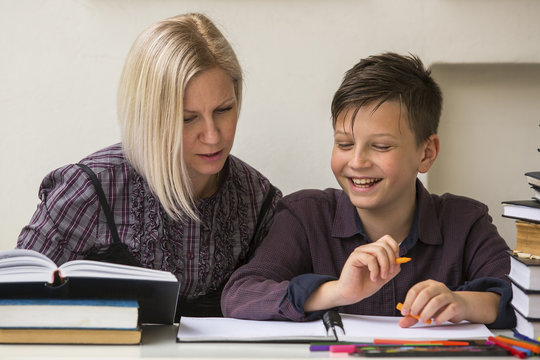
(333, 130, 351, 136)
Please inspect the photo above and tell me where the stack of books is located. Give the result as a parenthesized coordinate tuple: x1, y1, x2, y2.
(508, 253, 540, 338)
(502, 171, 540, 258)
(0, 298, 141, 344)
(502, 144, 540, 337)
(0, 248, 181, 344)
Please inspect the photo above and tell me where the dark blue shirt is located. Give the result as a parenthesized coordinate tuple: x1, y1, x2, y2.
(222, 179, 515, 329)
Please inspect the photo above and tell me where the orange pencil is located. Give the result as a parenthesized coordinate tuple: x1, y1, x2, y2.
(396, 302, 432, 324)
(395, 257, 412, 264)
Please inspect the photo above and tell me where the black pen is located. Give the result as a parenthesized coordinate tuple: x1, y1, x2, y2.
(323, 310, 344, 340)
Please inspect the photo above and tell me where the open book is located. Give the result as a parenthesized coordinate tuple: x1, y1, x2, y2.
(0, 249, 180, 324)
(177, 312, 494, 342)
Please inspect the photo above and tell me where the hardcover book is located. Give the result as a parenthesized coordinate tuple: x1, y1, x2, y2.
(514, 221, 540, 256)
(0, 249, 180, 324)
(502, 200, 540, 223)
(0, 298, 138, 329)
(514, 307, 540, 340)
(525, 171, 540, 188)
(511, 281, 540, 318)
(0, 327, 141, 344)
(508, 251, 540, 290)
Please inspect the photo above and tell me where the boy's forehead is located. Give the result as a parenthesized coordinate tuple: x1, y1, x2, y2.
(334, 101, 406, 127)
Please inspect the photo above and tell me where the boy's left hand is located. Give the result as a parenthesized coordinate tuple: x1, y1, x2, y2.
(397, 279, 467, 328)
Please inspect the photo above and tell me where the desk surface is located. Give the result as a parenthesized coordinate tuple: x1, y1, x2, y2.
(0, 325, 518, 360)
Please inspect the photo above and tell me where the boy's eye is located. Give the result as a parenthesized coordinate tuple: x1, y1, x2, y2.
(373, 144, 391, 151)
(336, 143, 353, 150)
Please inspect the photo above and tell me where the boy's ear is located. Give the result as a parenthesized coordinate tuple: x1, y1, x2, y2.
(418, 134, 440, 174)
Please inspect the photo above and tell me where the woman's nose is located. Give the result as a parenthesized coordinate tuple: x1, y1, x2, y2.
(200, 117, 220, 144)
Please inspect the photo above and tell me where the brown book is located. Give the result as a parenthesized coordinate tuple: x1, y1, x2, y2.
(0, 327, 141, 344)
(515, 221, 540, 256)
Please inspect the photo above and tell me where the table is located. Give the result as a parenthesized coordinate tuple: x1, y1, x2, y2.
(0, 325, 518, 360)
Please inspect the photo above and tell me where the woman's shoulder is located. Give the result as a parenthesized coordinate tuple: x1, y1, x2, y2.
(227, 155, 279, 193)
(77, 143, 131, 174)
(39, 143, 135, 198)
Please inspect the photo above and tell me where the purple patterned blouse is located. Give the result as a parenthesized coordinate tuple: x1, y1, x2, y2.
(17, 144, 281, 300)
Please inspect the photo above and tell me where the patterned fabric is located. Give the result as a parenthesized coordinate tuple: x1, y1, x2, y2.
(17, 143, 281, 300)
(222, 179, 515, 329)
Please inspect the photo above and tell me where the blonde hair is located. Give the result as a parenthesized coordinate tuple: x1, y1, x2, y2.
(118, 13, 243, 221)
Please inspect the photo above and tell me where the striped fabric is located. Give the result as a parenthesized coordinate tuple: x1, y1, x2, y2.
(17, 143, 281, 299)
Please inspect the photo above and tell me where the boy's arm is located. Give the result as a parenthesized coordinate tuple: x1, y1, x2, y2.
(399, 206, 515, 328)
(221, 201, 320, 321)
(304, 235, 401, 312)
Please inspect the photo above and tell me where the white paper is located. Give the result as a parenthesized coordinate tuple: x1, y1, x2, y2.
(177, 314, 493, 342)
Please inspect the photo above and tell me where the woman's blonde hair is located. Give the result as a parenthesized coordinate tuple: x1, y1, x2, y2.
(118, 13, 243, 221)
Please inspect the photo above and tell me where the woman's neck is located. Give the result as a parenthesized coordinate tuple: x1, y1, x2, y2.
(192, 173, 220, 200)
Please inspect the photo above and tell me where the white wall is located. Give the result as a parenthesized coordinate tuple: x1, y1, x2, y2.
(2, 0, 540, 250)
(429, 64, 540, 249)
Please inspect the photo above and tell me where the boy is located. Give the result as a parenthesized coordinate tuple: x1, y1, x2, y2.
(221, 53, 515, 328)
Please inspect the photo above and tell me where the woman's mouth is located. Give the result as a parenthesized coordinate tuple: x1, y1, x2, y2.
(198, 150, 223, 161)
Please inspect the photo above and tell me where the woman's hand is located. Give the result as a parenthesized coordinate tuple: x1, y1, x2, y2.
(397, 279, 500, 327)
(305, 235, 401, 311)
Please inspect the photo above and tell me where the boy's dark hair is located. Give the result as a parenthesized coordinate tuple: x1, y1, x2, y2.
(331, 52, 442, 145)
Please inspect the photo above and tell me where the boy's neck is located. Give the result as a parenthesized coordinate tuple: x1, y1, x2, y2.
(356, 196, 416, 244)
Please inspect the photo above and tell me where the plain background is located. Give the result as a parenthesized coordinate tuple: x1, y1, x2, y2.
(1, 0, 540, 250)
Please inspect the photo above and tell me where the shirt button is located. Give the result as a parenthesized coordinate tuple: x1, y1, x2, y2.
(187, 251, 194, 260)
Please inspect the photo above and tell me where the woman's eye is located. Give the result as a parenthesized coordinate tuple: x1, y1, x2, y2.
(215, 106, 233, 114)
(183, 117, 195, 123)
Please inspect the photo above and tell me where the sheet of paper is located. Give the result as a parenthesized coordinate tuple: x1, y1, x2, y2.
(177, 314, 493, 342)
(340, 314, 493, 341)
(177, 316, 330, 342)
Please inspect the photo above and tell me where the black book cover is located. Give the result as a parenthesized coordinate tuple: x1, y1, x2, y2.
(0, 277, 180, 325)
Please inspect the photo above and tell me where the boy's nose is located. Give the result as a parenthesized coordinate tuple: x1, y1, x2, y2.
(349, 154, 372, 169)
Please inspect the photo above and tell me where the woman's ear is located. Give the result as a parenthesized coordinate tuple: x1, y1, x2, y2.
(418, 134, 440, 174)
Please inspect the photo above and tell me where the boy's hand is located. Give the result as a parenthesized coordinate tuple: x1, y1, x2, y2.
(304, 235, 402, 312)
(397, 280, 468, 327)
(334, 235, 401, 304)
(398, 279, 501, 327)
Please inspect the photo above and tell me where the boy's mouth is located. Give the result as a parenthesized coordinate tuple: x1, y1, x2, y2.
(351, 177, 382, 188)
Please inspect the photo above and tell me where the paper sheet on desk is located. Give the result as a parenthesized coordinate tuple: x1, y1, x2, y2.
(339, 314, 493, 341)
(177, 314, 493, 342)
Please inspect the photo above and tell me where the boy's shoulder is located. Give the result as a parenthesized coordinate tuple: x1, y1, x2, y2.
(279, 188, 345, 217)
(282, 188, 342, 204)
(422, 188, 490, 224)
(432, 192, 488, 213)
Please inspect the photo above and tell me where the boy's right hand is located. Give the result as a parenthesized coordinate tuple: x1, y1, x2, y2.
(335, 235, 401, 304)
(304, 235, 401, 311)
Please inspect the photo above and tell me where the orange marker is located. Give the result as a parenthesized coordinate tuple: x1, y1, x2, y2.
(396, 302, 432, 324)
(395, 257, 412, 264)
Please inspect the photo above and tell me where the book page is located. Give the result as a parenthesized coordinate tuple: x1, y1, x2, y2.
(0, 249, 56, 283)
(340, 314, 493, 341)
(59, 260, 178, 281)
(177, 317, 332, 342)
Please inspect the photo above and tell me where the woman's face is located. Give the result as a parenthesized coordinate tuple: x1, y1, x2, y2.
(182, 67, 238, 196)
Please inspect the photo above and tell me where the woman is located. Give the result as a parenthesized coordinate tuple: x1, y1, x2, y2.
(17, 13, 281, 318)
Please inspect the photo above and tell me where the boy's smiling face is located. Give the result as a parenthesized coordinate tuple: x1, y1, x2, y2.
(331, 100, 437, 216)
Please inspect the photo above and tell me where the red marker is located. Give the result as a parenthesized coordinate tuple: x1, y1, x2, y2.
(488, 336, 527, 359)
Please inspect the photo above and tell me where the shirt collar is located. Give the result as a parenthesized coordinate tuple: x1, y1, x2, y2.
(330, 178, 442, 249)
